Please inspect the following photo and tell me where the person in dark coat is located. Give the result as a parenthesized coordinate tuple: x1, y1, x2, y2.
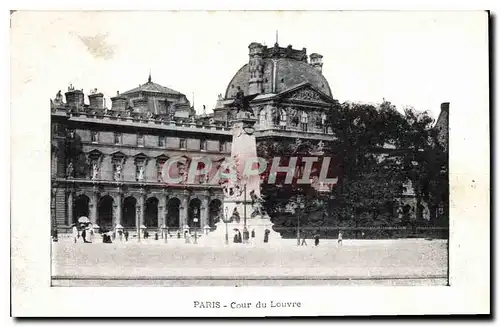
(233, 231, 239, 243)
(81, 228, 88, 243)
(124, 230, 129, 242)
(263, 229, 270, 243)
(314, 233, 320, 247)
(243, 228, 249, 244)
(154, 232, 159, 240)
(237, 231, 242, 243)
(251, 229, 255, 238)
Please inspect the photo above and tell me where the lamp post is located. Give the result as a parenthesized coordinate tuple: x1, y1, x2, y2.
(297, 197, 305, 246)
(243, 183, 247, 230)
(224, 206, 229, 245)
(136, 206, 141, 243)
(193, 209, 199, 244)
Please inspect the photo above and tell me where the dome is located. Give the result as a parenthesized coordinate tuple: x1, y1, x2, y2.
(224, 57, 332, 99)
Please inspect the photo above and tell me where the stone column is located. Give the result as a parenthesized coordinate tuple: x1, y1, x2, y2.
(67, 190, 74, 226)
(138, 192, 145, 227)
(201, 191, 210, 228)
(181, 190, 190, 230)
(115, 191, 122, 227)
(51, 186, 57, 230)
(90, 191, 98, 224)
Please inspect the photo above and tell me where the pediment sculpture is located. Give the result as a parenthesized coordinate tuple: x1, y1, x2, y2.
(288, 88, 323, 102)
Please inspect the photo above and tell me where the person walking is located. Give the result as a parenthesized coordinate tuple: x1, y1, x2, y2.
(243, 228, 249, 244)
(337, 230, 343, 246)
(300, 232, 307, 246)
(124, 230, 129, 242)
(72, 224, 78, 243)
(314, 232, 320, 247)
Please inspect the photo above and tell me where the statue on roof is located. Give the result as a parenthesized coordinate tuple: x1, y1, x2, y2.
(232, 86, 254, 117)
(54, 90, 63, 104)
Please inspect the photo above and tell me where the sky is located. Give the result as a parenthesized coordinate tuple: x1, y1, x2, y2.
(11, 11, 488, 119)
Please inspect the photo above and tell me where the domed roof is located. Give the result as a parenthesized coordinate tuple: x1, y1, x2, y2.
(122, 74, 183, 96)
(224, 57, 332, 99)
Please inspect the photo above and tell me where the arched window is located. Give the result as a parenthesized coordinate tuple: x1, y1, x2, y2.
(259, 108, 268, 128)
(300, 112, 308, 132)
(279, 109, 287, 130)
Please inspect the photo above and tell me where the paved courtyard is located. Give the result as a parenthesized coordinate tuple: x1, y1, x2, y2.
(52, 237, 448, 286)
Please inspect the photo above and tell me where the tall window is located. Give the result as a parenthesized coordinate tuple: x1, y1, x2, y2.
(137, 134, 144, 147)
(158, 136, 165, 147)
(300, 112, 308, 132)
(91, 131, 99, 143)
(259, 109, 267, 128)
(114, 132, 121, 145)
(279, 109, 287, 130)
(179, 138, 187, 149)
(200, 139, 207, 151)
(321, 113, 328, 133)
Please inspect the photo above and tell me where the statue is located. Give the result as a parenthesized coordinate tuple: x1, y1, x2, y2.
(232, 86, 254, 117)
(66, 162, 74, 177)
(68, 84, 75, 91)
(138, 166, 145, 181)
(231, 208, 241, 223)
(54, 90, 63, 104)
(92, 163, 99, 180)
(114, 164, 122, 181)
(312, 140, 325, 155)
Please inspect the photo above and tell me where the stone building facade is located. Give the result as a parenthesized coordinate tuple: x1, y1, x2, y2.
(51, 40, 441, 234)
(213, 41, 335, 145)
(51, 77, 232, 233)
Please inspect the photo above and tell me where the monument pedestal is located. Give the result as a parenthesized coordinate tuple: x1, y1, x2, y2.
(205, 112, 282, 245)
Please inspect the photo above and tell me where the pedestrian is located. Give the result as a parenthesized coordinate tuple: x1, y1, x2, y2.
(72, 224, 78, 243)
(82, 228, 91, 243)
(124, 230, 129, 242)
(301, 232, 307, 246)
(338, 230, 343, 246)
(263, 229, 269, 243)
(154, 232, 159, 241)
(144, 230, 149, 239)
(243, 228, 249, 244)
(251, 229, 255, 238)
(184, 230, 191, 244)
(118, 230, 123, 242)
(237, 231, 242, 243)
(314, 233, 320, 247)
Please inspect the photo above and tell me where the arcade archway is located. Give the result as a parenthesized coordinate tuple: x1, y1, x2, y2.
(122, 196, 137, 228)
(188, 198, 202, 228)
(209, 199, 222, 227)
(145, 197, 159, 228)
(97, 195, 114, 230)
(73, 194, 90, 219)
(166, 198, 180, 228)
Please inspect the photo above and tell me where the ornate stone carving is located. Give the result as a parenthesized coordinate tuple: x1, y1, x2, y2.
(288, 88, 322, 101)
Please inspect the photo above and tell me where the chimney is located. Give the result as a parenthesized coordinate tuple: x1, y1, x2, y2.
(248, 42, 265, 95)
(65, 87, 85, 108)
(88, 90, 104, 109)
(310, 53, 323, 73)
(111, 91, 128, 111)
(441, 102, 450, 112)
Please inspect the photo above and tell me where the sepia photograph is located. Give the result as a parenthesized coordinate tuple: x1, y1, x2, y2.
(10, 9, 490, 316)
